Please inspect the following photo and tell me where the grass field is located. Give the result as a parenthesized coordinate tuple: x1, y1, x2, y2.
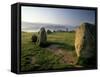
(21, 31, 78, 72)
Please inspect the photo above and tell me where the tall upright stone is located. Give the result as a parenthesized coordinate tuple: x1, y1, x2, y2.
(75, 23, 96, 67)
(39, 27, 47, 47)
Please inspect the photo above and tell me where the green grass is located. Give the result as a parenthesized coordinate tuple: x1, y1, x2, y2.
(21, 31, 76, 71)
(47, 32, 75, 51)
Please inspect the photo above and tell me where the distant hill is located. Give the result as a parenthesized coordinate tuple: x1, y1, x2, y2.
(22, 22, 77, 32)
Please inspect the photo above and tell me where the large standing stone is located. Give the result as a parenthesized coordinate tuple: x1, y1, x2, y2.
(75, 23, 96, 67)
(39, 27, 47, 47)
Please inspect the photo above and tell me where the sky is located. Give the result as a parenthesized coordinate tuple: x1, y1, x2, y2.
(21, 6, 95, 26)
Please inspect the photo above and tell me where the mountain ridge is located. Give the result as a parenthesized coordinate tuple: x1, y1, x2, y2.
(22, 21, 78, 32)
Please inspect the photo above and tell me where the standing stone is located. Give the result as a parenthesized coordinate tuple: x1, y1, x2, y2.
(31, 34, 37, 44)
(39, 27, 47, 47)
(75, 23, 96, 67)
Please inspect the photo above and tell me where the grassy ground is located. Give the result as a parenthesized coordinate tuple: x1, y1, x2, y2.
(21, 31, 78, 72)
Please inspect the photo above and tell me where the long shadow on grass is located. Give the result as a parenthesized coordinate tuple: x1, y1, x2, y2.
(47, 41, 75, 51)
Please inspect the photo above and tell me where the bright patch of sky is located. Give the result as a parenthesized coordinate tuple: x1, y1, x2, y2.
(21, 6, 95, 26)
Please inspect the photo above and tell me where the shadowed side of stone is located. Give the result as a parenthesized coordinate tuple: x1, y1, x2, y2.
(75, 23, 96, 67)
